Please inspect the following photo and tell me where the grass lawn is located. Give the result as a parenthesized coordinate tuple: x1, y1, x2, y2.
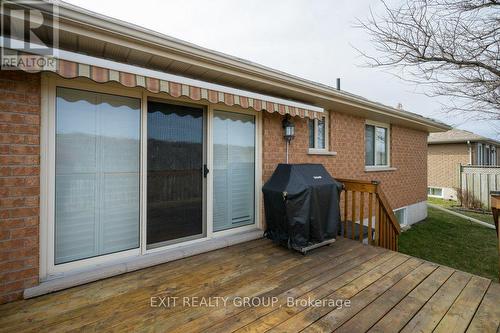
(450, 208, 494, 224)
(399, 207, 498, 280)
(427, 196, 494, 224)
(427, 196, 457, 208)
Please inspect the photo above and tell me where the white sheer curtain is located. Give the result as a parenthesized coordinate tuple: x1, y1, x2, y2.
(213, 111, 255, 232)
(55, 88, 140, 264)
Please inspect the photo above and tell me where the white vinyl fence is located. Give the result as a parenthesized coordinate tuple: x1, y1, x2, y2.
(460, 165, 500, 209)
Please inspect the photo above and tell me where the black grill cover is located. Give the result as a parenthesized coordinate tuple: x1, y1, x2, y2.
(262, 164, 343, 249)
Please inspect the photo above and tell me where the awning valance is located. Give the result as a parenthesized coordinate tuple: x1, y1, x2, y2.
(3, 46, 324, 119)
(55, 59, 321, 118)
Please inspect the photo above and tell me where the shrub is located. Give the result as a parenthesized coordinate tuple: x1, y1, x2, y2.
(455, 188, 483, 209)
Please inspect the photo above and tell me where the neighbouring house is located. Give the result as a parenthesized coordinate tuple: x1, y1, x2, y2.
(0, 1, 450, 304)
(428, 128, 500, 200)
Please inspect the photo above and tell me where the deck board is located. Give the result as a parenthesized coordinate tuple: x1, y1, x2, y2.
(367, 265, 455, 333)
(236, 252, 400, 333)
(434, 276, 491, 333)
(334, 261, 438, 333)
(299, 257, 424, 333)
(466, 282, 500, 333)
(400, 271, 472, 333)
(0, 237, 498, 333)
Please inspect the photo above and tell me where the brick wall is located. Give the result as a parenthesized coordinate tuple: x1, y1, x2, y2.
(0, 71, 430, 304)
(0, 71, 41, 304)
(262, 111, 429, 210)
(427, 143, 468, 188)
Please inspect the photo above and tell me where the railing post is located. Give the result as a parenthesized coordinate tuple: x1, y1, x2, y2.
(372, 180, 380, 246)
(359, 192, 364, 243)
(375, 200, 380, 246)
(337, 178, 399, 251)
(368, 192, 373, 245)
(351, 191, 356, 240)
(343, 190, 348, 238)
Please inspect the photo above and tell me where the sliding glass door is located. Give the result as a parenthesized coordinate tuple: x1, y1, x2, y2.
(213, 111, 255, 232)
(55, 88, 141, 264)
(52, 86, 255, 268)
(147, 101, 205, 248)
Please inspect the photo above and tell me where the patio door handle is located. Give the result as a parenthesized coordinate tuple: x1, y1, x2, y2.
(203, 164, 209, 178)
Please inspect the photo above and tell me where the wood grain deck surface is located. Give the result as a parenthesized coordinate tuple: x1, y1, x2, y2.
(0, 238, 498, 333)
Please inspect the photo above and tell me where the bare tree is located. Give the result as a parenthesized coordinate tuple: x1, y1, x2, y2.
(355, 0, 500, 120)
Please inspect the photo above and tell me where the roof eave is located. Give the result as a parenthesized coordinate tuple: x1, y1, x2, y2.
(429, 139, 500, 145)
(29, 0, 451, 132)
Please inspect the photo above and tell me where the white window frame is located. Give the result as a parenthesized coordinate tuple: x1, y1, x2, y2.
(427, 187, 444, 198)
(492, 146, 497, 166)
(393, 207, 407, 226)
(308, 112, 329, 152)
(40, 73, 262, 279)
(365, 120, 391, 170)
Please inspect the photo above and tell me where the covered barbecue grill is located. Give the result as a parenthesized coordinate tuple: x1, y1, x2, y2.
(262, 163, 343, 253)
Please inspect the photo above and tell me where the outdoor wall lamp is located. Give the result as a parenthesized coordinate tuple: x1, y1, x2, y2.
(282, 115, 295, 163)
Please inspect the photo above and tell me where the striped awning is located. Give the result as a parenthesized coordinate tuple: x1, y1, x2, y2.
(5, 49, 324, 119)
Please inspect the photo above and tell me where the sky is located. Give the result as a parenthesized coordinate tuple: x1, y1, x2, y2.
(64, 0, 499, 140)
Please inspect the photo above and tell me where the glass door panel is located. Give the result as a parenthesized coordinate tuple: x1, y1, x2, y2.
(213, 111, 255, 232)
(55, 87, 140, 264)
(147, 101, 204, 247)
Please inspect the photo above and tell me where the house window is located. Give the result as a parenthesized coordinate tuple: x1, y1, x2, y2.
(394, 208, 407, 225)
(308, 114, 328, 150)
(213, 110, 255, 232)
(477, 143, 483, 165)
(365, 122, 389, 167)
(428, 187, 443, 197)
(492, 147, 497, 166)
(54, 87, 141, 264)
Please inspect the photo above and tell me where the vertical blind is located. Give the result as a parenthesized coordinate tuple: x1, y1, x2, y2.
(55, 88, 140, 264)
(213, 111, 255, 232)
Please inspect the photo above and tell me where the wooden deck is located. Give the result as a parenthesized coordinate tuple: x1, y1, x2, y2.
(0, 238, 499, 333)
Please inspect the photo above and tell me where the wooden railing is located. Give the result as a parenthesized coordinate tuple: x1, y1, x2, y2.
(337, 178, 401, 251)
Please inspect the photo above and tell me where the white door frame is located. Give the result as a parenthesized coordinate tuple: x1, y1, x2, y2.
(40, 74, 263, 280)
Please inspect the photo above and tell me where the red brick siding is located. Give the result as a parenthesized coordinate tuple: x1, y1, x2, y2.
(262, 111, 428, 210)
(0, 71, 428, 304)
(427, 143, 468, 188)
(0, 71, 40, 304)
